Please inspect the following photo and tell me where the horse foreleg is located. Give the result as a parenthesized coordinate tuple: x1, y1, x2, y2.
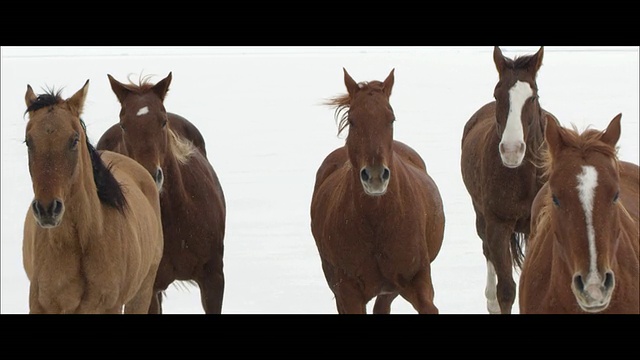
(333, 279, 367, 314)
(124, 269, 158, 314)
(484, 222, 517, 314)
(198, 258, 225, 314)
(400, 268, 439, 314)
(372, 293, 398, 314)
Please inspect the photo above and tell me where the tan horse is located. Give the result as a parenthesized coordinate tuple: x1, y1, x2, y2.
(460, 46, 559, 314)
(22, 80, 163, 314)
(519, 114, 639, 314)
(310, 68, 445, 314)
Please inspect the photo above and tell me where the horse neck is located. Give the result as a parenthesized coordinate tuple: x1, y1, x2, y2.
(159, 151, 188, 198)
(526, 104, 546, 158)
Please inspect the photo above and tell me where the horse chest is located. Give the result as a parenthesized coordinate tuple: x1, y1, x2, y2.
(33, 250, 84, 313)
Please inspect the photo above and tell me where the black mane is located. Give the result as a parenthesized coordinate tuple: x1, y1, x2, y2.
(25, 89, 62, 113)
(80, 119, 128, 213)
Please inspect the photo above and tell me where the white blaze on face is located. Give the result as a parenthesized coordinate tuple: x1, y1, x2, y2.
(499, 80, 532, 167)
(576, 165, 600, 285)
(137, 106, 149, 116)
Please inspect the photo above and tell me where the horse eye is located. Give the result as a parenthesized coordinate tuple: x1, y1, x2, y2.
(162, 119, 168, 128)
(552, 194, 560, 207)
(24, 138, 31, 149)
(613, 191, 619, 203)
(70, 135, 79, 150)
(119, 123, 125, 131)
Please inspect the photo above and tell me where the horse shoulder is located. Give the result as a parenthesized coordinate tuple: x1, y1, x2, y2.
(96, 123, 124, 153)
(99, 150, 160, 210)
(22, 209, 36, 281)
(168, 113, 207, 158)
(393, 140, 426, 171)
(462, 101, 496, 144)
(313, 147, 348, 194)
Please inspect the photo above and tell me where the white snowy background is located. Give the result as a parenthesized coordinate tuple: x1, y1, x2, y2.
(1, 46, 638, 314)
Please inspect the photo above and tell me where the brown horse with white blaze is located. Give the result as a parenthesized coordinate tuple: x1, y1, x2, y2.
(520, 114, 639, 314)
(311, 68, 445, 314)
(22, 80, 163, 314)
(460, 46, 559, 314)
(97, 72, 226, 314)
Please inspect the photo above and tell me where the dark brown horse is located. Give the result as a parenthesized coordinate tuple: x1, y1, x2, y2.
(22, 81, 164, 313)
(97, 72, 226, 314)
(460, 46, 558, 314)
(520, 114, 639, 314)
(97, 73, 207, 158)
(310, 68, 445, 314)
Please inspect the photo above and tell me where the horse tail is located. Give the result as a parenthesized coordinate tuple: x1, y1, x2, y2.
(510, 232, 526, 271)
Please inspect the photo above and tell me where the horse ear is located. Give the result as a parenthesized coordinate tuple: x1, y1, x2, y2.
(343, 68, 359, 96)
(600, 113, 622, 148)
(383, 68, 395, 98)
(152, 72, 172, 101)
(529, 46, 544, 74)
(67, 80, 89, 117)
(25, 84, 37, 109)
(544, 114, 564, 157)
(108, 74, 130, 104)
(493, 46, 506, 74)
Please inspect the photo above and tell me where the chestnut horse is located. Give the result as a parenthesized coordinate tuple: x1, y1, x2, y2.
(310, 68, 445, 314)
(460, 46, 558, 314)
(520, 114, 639, 314)
(22, 81, 163, 314)
(97, 72, 226, 314)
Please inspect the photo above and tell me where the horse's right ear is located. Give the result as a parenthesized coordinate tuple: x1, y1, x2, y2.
(343, 68, 359, 96)
(25, 84, 37, 109)
(67, 80, 90, 117)
(528, 46, 544, 74)
(544, 114, 564, 157)
(108, 74, 130, 104)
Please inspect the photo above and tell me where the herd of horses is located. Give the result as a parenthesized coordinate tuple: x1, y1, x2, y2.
(21, 47, 639, 314)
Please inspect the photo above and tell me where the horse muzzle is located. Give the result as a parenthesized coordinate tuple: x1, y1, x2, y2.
(572, 271, 615, 313)
(360, 166, 390, 196)
(31, 198, 65, 228)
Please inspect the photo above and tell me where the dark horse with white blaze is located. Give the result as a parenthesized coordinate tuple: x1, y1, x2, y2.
(460, 47, 559, 314)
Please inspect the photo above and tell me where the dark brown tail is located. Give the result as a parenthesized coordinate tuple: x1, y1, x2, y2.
(511, 232, 526, 271)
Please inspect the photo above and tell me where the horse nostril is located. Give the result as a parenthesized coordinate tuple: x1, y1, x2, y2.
(519, 142, 526, 153)
(31, 200, 43, 217)
(573, 274, 585, 292)
(51, 199, 64, 217)
(604, 271, 615, 289)
(381, 168, 390, 181)
(155, 168, 164, 184)
(360, 168, 370, 182)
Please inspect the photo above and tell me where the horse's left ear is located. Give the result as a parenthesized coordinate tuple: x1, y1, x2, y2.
(67, 80, 89, 117)
(529, 46, 544, 74)
(383, 68, 395, 98)
(152, 72, 172, 101)
(600, 113, 622, 147)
